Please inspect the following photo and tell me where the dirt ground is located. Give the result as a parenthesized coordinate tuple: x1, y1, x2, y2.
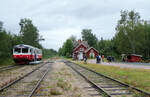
(35, 59, 102, 97)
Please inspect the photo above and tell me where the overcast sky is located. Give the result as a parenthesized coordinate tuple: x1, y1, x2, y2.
(1, 0, 150, 51)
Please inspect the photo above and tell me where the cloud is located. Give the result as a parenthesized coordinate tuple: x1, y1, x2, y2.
(0, 0, 150, 50)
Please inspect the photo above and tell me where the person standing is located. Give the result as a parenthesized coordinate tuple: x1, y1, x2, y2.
(83, 54, 87, 64)
(102, 55, 104, 62)
(99, 55, 101, 63)
(96, 55, 99, 63)
(96, 54, 101, 63)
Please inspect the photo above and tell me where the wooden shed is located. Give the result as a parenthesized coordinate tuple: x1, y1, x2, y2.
(122, 54, 142, 62)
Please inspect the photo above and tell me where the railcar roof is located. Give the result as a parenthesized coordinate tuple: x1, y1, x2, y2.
(13, 44, 40, 50)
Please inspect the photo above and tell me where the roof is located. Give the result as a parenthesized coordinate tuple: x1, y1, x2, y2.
(73, 41, 89, 51)
(122, 54, 142, 57)
(85, 47, 99, 53)
(128, 54, 142, 57)
(73, 41, 89, 48)
(73, 41, 78, 48)
(14, 44, 40, 50)
(81, 41, 89, 47)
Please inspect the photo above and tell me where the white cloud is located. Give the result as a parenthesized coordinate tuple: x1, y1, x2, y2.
(0, 0, 150, 50)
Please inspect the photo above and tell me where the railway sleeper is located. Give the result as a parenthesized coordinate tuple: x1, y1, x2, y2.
(66, 61, 150, 97)
(105, 89, 133, 94)
(105, 88, 129, 91)
(110, 92, 133, 95)
(100, 85, 123, 88)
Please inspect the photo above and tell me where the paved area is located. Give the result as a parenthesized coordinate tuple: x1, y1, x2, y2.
(87, 59, 150, 69)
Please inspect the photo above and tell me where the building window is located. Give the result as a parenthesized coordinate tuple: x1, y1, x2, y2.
(80, 48, 84, 51)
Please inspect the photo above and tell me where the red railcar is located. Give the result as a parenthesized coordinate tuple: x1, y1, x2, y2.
(13, 44, 42, 64)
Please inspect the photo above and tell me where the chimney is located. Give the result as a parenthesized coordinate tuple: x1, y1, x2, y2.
(78, 39, 81, 44)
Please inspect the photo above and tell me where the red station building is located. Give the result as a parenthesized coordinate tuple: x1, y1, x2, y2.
(72, 40, 99, 60)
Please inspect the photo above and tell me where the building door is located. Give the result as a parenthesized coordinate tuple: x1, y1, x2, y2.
(78, 52, 83, 60)
(90, 52, 95, 58)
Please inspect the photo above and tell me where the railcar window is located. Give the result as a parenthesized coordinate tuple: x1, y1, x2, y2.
(30, 48, 33, 53)
(22, 48, 29, 53)
(14, 48, 21, 53)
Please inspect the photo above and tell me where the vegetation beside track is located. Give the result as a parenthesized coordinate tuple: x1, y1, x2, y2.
(42, 49, 58, 59)
(73, 61, 150, 92)
(0, 58, 15, 67)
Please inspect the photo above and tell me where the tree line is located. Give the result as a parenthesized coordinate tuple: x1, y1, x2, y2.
(59, 10, 150, 60)
(0, 18, 57, 65)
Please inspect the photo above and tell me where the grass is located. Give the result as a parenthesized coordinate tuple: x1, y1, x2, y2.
(74, 61, 150, 92)
(0, 58, 15, 67)
(50, 87, 62, 95)
(48, 78, 72, 96)
(57, 78, 72, 90)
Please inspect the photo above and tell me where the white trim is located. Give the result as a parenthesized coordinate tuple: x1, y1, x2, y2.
(73, 43, 87, 52)
(85, 47, 99, 53)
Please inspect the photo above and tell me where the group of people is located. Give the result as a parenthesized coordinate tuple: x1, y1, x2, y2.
(107, 56, 115, 62)
(83, 54, 104, 64)
(96, 55, 104, 63)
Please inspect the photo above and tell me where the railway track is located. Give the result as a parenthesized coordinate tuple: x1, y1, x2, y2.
(64, 61, 150, 97)
(0, 65, 21, 72)
(0, 61, 52, 97)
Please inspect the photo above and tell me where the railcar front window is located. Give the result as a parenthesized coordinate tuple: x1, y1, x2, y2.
(14, 48, 21, 53)
(22, 48, 28, 53)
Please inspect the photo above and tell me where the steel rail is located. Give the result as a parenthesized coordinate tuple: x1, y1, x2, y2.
(66, 62, 111, 97)
(28, 67, 50, 97)
(0, 65, 20, 72)
(65, 60, 150, 96)
(0, 65, 16, 70)
(0, 63, 47, 92)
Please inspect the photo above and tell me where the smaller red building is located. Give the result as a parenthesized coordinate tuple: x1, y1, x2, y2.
(85, 47, 99, 58)
(126, 54, 142, 62)
(72, 40, 99, 60)
(122, 54, 142, 62)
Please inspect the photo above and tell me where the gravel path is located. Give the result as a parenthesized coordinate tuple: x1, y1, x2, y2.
(0, 64, 42, 88)
(87, 59, 150, 69)
(34, 59, 102, 97)
(0, 63, 50, 97)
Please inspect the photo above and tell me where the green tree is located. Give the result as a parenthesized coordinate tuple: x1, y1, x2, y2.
(69, 35, 77, 43)
(59, 39, 73, 57)
(81, 29, 98, 47)
(140, 21, 150, 58)
(97, 38, 117, 57)
(0, 22, 12, 60)
(113, 10, 150, 59)
(115, 10, 142, 54)
(58, 47, 63, 56)
(0, 21, 3, 32)
(19, 18, 43, 48)
(42, 48, 57, 58)
(64, 39, 73, 57)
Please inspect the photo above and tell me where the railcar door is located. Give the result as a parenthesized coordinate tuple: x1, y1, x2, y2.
(34, 49, 37, 61)
(30, 48, 33, 61)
